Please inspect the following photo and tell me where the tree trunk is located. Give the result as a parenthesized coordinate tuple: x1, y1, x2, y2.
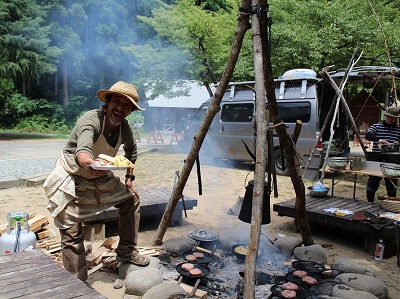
(259, 0, 313, 245)
(63, 60, 68, 106)
(152, 0, 252, 246)
(242, 1, 269, 296)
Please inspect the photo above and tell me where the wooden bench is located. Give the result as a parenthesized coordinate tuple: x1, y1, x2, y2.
(0, 249, 107, 299)
(83, 187, 198, 241)
(273, 195, 397, 253)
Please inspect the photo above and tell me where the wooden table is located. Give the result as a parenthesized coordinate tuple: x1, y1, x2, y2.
(0, 249, 107, 299)
(273, 195, 397, 253)
(327, 161, 398, 199)
(85, 187, 198, 226)
(82, 187, 198, 241)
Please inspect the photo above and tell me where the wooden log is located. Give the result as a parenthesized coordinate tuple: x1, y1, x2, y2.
(88, 263, 104, 275)
(46, 246, 62, 254)
(28, 215, 49, 233)
(101, 237, 116, 248)
(36, 239, 58, 248)
(36, 229, 52, 240)
(47, 243, 62, 250)
(86, 246, 109, 267)
(193, 246, 222, 258)
(176, 281, 207, 299)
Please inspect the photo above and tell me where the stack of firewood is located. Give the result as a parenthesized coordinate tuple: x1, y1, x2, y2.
(85, 237, 163, 275)
(38, 236, 163, 274)
(36, 238, 62, 263)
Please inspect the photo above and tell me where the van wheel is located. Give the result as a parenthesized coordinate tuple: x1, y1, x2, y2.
(274, 149, 289, 176)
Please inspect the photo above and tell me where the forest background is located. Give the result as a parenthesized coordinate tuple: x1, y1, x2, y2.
(0, 0, 399, 134)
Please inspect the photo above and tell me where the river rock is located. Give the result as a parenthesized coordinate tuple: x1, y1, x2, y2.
(332, 283, 379, 299)
(334, 273, 388, 299)
(142, 281, 187, 299)
(273, 236, 302, 256)
(332, 257, 375, 276)
(163, 236, 198, 254)
(119, 256, 160, 279)
(125, 267, 163, 296)
(293, 244, 327, 265)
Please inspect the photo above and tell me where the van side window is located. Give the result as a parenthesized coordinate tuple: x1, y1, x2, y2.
(271, 102, 311, 123)
(221, 103, 254, 122)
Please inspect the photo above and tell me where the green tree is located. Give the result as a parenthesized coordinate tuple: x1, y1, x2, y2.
(131, 0, 251, 99)
(0, 0, 60, 96)
(269, 0, 400, 74)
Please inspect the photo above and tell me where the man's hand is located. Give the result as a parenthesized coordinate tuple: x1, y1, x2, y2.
(378, 139, 388, 145)
(125, 177, 139, 197)
(77, 152, 109, 176)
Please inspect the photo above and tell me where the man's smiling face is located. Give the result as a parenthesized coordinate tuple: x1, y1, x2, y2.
(106, 94, 134, 127)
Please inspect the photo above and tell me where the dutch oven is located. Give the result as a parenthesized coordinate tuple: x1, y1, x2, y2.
(188, 229, 219, 250)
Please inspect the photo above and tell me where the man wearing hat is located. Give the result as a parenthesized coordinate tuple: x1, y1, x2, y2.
(44, 81, 149, 281)
(365, 106, 400, 202)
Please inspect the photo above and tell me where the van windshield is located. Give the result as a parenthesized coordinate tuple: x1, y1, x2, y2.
(192, 105, 208, 121)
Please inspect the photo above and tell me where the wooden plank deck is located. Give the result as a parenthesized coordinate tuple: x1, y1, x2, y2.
(273, 195, 396, 241)
(0, 249, 107, 299)
(85, 187, 198, 227)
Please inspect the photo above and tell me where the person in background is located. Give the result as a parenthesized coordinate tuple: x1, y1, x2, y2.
(365, 106, 400, 203)
(43, 81, 149, 281)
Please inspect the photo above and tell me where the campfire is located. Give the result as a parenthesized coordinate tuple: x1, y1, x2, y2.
(154, 229, 389, 299)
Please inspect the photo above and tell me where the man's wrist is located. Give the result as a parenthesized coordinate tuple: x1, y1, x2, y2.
(125, 174, 136, 181)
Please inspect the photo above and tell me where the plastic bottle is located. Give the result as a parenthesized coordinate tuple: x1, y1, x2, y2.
(374, 239, 385, 261)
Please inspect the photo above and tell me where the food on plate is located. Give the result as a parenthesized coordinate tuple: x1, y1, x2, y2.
(189, 268, 202, 276)
(234, 245, 247, 255)
(185, 254, 197, 262)
(280, 289, 297, 298)
(93, 154, 134, 168)
(193, 252, 204, 258)
(281, 282, 299, 291)
(302, 275, 318, 285)
(293, 270, 308, 278)
(181, 263, 195, 271)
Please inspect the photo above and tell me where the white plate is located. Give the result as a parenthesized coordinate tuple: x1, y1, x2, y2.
(89, 164, 127, 170)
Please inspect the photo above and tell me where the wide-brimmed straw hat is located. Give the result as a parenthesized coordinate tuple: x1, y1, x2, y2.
(97, 81, 144, 111)
(383, 106, 400, 118)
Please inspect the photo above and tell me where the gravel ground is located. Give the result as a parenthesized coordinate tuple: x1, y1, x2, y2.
(0, 137, 173, 182)
(0, 157, 59, 180)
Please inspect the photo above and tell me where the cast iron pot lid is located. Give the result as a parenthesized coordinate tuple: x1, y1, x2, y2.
(270, 283, 310, 299)
(175, 262, 210, 279)
(181, 250, 213, 264)
(188, 229, 219, 242)
(285, 271, 322, 287)
(292, 260, 327, 273)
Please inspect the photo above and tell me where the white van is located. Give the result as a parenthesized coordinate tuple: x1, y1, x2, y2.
(179, 69, 349, 175)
